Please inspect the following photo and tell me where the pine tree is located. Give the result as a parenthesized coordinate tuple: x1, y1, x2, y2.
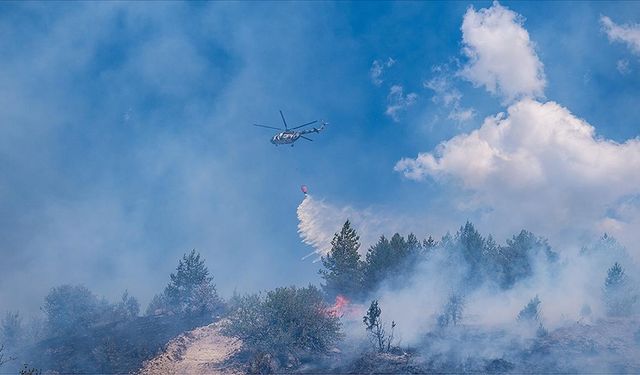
(605, 262, 626, 289)
(406, 233, 421, 252)
(362, 233, 420, 292)
(320, 221, 363, 299)
(423, 235, 437, 253)
(482, 235, 502, 286)
(483, 235, 498, 256)
(457, 222, 485, 259)
(437, 293, 464, 328)
(517, 295, 549, 334)
(581, 233, 629, 263)
(164, 249, 222, 318)
(440, 232, 454, 249)
(389, 233, 408, 258)
(456, 222, 485, 286)
(362, 236, 391, 292)
(603, 262, 634, 316)
(499, 230, 556, 289)
(517, 295, 541, 322)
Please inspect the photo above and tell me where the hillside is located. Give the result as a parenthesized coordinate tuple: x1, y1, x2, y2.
(139, 320, 242, 375)
(132, 317, 640, 374)
(521, 318, 640, 373)
(18, 315, 198, 374)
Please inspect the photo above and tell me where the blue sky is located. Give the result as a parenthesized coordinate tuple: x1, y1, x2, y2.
(2, 1, 640, 313)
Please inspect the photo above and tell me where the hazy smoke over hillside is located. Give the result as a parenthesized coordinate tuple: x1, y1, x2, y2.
(375, 243, 623, 346)
(3, 1, 640, 373)
(314, 218, 640, 374)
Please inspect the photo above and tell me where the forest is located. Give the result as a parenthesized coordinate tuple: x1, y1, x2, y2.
(1, 221, 639, 374)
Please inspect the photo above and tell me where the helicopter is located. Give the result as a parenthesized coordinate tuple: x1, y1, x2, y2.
(253, 110, 326, 146)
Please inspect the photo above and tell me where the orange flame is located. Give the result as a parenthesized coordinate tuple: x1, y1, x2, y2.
(328, 295, 350, 317)
(327, 294, 364, 320)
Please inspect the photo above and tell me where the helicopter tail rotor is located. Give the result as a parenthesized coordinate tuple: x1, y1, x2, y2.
(315, 120, 328, 133)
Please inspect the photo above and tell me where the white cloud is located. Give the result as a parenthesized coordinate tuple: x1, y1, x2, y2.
(395, 2, 640, 251)
(395, 99, 640, 251)
(370, 57, 395, 86)
(460, 1, 545, 103)
(385, 85, 417, 122)
(447, 107, 476, 122)
(601, 15, 640, 55)
(425, 69, 476, 124)
(425, 78, 461, 107)
(617, 59, 631, 74)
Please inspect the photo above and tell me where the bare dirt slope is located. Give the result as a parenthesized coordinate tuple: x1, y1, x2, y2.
(139, 321, 243, 375)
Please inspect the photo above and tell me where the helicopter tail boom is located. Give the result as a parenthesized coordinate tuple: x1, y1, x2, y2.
(300, 121, 327, 135)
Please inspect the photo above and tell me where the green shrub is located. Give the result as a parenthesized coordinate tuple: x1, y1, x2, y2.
(226, 285, 343, 366)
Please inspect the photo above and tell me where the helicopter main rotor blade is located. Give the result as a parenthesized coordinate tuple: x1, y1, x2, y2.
(253, 124, 283, 131)
(290, 120, 318, 130)
(280, 110, 288, 130)
(300, 136, 313, 141)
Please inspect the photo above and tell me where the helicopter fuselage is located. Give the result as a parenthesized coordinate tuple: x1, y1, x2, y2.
(271, 131, 300, 145)
(270, 126, 324, 146)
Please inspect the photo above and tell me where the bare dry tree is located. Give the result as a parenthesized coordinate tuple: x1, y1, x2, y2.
(0, 344, 16, 367)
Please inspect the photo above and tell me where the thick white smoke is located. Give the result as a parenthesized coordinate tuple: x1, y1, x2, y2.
(296, 195, 406, 258)
(369, 236, 636, 348)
